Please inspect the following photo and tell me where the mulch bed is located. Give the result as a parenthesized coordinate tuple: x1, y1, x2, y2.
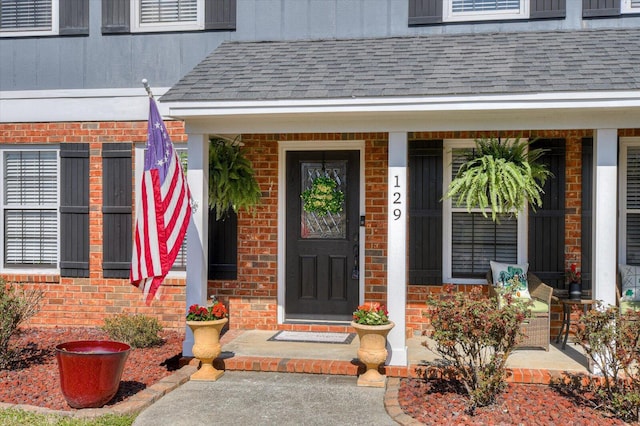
(398, 377, 630, 425)
(0, 327, 183, 411)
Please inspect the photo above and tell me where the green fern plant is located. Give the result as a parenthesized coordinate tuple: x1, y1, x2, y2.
(209, 138, 261, 220)
(444, 137, 552, 221)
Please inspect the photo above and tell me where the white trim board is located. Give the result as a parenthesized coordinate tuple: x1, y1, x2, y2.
(1, 88, 171, 122)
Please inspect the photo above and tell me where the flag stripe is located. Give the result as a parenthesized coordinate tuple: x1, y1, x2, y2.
(131, 97, 192, 303)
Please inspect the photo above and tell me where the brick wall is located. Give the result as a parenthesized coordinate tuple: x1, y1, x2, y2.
(208, 133, 390, 331)
(2, 124, 640, 339)
(0, 121, 187, 330)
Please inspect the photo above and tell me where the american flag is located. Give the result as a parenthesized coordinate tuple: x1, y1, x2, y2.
(131, 97, 192, 303)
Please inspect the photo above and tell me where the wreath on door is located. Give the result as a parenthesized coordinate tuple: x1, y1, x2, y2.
(301, 176, 344, 216)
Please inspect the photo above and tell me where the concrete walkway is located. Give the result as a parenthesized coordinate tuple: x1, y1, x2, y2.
(133, 371, 398, 426)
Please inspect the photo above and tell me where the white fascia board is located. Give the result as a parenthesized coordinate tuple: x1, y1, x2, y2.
(0, 87, 171, 122)
(165, 91, 640, 117)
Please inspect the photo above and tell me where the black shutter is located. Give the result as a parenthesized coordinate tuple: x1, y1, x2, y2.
(102, 0, 130, 34)
(59, 0, 89, 35)
(583, 0, 621, 17)
(205, 0, 236, 30)
(102, 143, 132, 278)
(60, 143, 90, 277)
(408, 0, 442, 26)
(581, 138, 593, 296)
(530, 0, 566, 19)
(528, 139, 566, 289)
(408, 140, 443, 285)
(208, 209, 238, 280)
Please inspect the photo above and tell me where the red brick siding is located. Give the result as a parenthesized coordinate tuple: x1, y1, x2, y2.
(0, 121, 187, 330)
(2, 124, 640, 338)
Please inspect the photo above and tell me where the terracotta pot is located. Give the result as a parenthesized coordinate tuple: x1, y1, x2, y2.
(55, 340, 130, 409)
(351, 321, 395, 387)
(187, 318, 228, 381)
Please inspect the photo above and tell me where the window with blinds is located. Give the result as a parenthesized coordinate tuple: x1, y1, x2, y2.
(447, 145, 520, 280)
(625, 146, 640, 265)
(623, 0, 640, 13)
(443, 0, 527, 21)
(133, 0, 204, 32)
(0, 0, 56, 35)
(2, 150, 59, 267)
(452, 0, 521, 12)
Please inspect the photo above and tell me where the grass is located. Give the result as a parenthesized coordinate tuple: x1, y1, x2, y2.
(0, 409, 136, 426)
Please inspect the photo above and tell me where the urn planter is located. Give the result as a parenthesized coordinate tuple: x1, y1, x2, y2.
(55, 340, 130, 409)
(187, 317, 228, 381)
(351, 321, 395, 388)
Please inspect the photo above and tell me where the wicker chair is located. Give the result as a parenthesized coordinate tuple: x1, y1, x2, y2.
(617, 271, 640, 315)
(487, 271, 553, 351)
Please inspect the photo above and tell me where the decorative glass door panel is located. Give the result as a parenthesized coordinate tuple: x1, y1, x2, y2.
(300, 161, 347, 239)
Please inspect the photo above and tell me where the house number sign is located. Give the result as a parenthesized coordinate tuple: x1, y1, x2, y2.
(388, 167, 406, 222)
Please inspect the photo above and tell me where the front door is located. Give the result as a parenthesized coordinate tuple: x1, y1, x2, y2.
(285, 150, 360, 322)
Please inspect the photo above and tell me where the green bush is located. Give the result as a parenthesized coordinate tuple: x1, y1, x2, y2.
(553, 304, 640, 423)
(101, 314, 163, 349)
(0, 278, 43, 369)
(423, 284, 528, 412)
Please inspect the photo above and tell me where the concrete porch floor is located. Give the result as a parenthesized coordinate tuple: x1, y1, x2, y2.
(216, 329, 590, 385)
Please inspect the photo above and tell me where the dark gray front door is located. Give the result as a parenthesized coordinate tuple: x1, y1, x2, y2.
(285, 150, 360, 321)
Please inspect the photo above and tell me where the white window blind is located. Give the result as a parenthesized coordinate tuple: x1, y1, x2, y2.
(449, 148, 518, 278)
(452, 0, 520, 12)
(3, 151, 58, 266)
(626, 146, 640, 264)
(140, 0, 198, 23)
(0, 0, 51, 31)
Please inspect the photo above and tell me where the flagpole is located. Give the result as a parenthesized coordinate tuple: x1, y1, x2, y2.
(142, 78, 154, 98)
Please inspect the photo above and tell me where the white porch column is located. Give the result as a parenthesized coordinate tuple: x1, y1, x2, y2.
(593, 129, 618, 308)
(387, 132, 408, 366)
(182, 132, 209, 356)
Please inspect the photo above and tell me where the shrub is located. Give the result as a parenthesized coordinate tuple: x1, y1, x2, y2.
(101, 314, 163, 349)
(553, 304, 640, 423)
(423, 284, 528, 412)
(0, 278, 43, 369)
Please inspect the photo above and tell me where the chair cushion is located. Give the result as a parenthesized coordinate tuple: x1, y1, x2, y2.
(490, 261, 531, 299)
(620, 300, 640, 314)
(619, 264, 640, 302)
(528, 299, 549, 314)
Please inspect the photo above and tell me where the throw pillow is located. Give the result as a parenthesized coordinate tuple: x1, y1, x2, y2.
(619, 264, 640, 302)
(490, 260, 531, 299)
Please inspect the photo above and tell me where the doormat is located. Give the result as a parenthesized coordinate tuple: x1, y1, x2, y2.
(268, 331, 356, 344)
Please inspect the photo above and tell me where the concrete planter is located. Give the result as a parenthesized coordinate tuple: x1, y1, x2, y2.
(351, 321, 395, 388)
(187, 318, 228, 381)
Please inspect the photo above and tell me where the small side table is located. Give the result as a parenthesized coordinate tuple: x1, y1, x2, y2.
(555, 299, 595, 350)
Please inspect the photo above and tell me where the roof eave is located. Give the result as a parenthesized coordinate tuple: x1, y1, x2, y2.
(162, 91, 640, 134)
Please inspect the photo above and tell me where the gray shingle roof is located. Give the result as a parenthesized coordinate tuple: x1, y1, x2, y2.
(162, 28, 640, 102)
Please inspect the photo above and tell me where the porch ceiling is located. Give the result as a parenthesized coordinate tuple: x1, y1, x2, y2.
(162, 28, 640, 133)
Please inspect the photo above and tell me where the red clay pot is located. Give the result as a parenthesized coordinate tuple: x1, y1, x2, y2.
(55, 340, 130, 409)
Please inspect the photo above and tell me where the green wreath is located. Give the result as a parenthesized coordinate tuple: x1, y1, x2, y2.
(301, 176, 344, 215)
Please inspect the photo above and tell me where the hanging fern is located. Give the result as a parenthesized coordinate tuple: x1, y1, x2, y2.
(208, 138, 261, 220)
(444, 137, 553, 222)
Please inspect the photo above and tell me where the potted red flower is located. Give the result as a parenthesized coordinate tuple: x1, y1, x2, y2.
(186, 298, 228, 381)
(351, 302, 395, 388)
(566, 263, 582, 300)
